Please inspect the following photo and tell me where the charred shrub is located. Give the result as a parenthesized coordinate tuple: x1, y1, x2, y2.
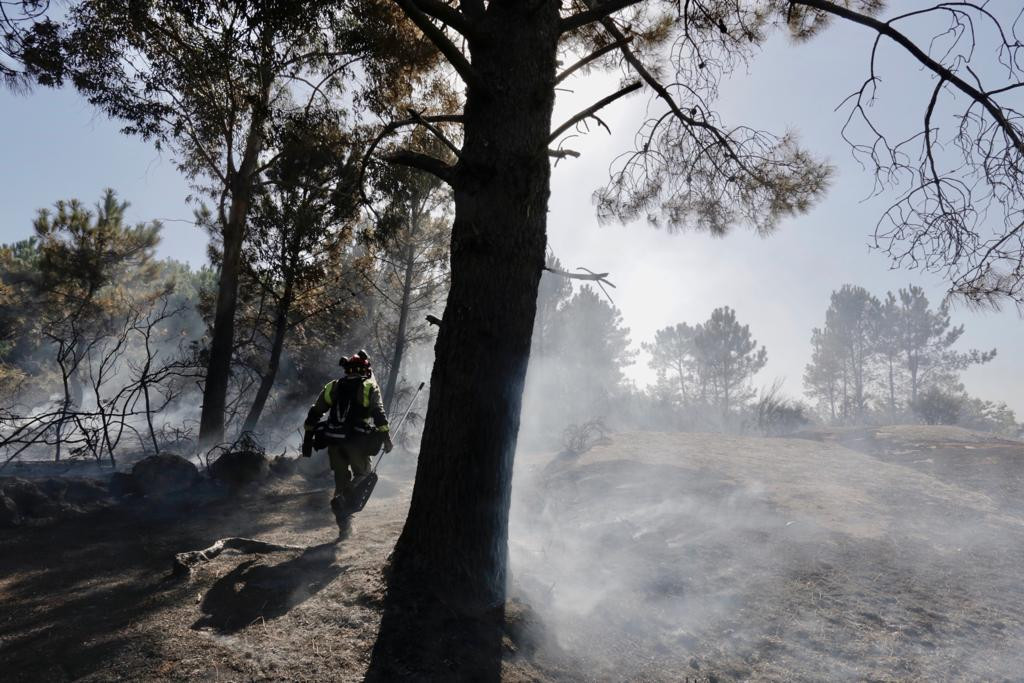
(561, 418, 612, 456)
(756, 382, 810, 436)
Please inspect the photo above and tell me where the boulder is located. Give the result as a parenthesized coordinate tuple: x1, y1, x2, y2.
(208, 449, 269, 486)
(1, 478, 59, 518)
(131, 454, 199, 497)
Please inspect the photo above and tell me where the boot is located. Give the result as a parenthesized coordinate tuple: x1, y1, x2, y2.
(330, 495, 349, 531)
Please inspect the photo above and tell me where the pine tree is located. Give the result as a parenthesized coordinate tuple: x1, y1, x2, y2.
(692, 306, 767, 422)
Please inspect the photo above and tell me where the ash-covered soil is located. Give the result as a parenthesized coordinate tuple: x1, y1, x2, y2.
(510, 429, 1024, 681)
(4, 427, 1024, 681)
(0, 459, 413, 682)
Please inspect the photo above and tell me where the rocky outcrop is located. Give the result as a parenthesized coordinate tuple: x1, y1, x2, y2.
(131, 454, 200, 497)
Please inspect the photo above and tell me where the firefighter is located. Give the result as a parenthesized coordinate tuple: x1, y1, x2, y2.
(302, 351, 392, 518)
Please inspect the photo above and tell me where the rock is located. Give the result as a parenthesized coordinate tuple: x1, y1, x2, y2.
(131, 454, 199, 497)
(0, 494, 21, 527)
(208, 449, 269, 486)
(108, 471, 138, 498)
(269, 454, 298, 477)
(1, 478, 59, 518)
(64, 478, 110, 505)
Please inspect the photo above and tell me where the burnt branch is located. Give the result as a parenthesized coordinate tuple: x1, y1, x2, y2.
(593, 10, 749, 171)
(544, 265, 617, 303)
(172, 537, 306, 576)
(550, 81, 641, 142)
(543, 265, 616, 287)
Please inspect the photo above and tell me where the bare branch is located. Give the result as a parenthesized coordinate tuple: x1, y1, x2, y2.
(791, 0, 1023, 155)
(550, 81, 642, 142)
(544, 265, 617, 304)
(555, 35, 633, 85)
(408, 108, 461, 158)
(543, 265, 616, 287)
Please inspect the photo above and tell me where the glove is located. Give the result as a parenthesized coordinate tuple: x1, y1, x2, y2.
(383, 433, 394, 454)
(301, 432, 313, 458)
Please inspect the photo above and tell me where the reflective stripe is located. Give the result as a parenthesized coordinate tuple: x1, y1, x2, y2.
(378, 424, 389, 433)
(323, 380, 335, 407)
(362, 381, 372, 408)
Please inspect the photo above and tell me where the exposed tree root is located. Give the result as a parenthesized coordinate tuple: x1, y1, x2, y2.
(172, 537, 305, 577)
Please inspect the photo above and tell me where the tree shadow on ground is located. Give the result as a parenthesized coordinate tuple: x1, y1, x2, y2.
(192, 541, 347, 634)
(0, 483, 336, 681)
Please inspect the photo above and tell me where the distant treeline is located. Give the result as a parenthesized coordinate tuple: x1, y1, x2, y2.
(521, 266, 1018, 445)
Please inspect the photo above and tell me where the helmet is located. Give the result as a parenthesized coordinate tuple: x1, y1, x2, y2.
(340, 352, 372, 376)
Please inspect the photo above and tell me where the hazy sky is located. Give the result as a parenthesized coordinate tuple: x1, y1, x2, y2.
(1, 6, 1021, 414)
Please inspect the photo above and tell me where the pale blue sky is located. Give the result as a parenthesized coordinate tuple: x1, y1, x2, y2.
(1, 6, 1021, 414)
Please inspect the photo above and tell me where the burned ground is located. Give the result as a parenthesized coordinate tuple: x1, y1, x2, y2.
(3, 428, 1024, 681)
(510, 429, 1024, 681)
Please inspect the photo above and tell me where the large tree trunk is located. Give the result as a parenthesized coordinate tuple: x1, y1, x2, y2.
(198, 94, 270, 447)
(367, 7, 560, 679)
(198, 199, 248, 446)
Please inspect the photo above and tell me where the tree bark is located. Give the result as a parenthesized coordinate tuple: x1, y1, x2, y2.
(367, 6, 560, 679)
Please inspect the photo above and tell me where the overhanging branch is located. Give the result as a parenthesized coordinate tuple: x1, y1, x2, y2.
(559, 0, 646, 34)
(385, 149, 456, 185)
(555, 35, 633, 85)
(408, 108, 461, 158)
(790, 0, 1024, 155)
(591, 8, 751, 172)
(410, 0, 475, 37)
(360, 113, 464, 204)
(393, 0, 484, 92)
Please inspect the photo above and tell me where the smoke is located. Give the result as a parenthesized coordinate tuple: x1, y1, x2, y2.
(508, 429, 1024, 680)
